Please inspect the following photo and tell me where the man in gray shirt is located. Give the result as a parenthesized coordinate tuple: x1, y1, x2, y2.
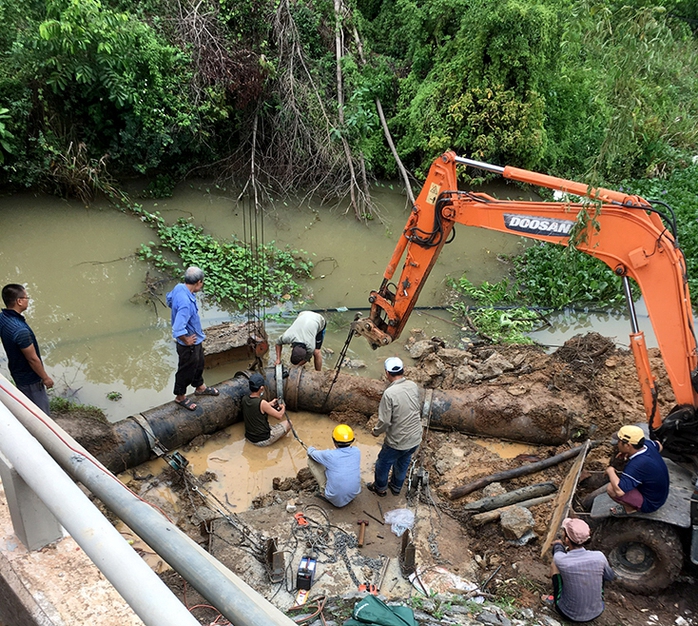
(544, 517, 614, 622)
(367, 357, 422, 497)
(275, 311, 326, 371)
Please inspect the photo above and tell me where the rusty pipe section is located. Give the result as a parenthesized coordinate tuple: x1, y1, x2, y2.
(282, 368, 570, 445)
(99, 368, 570, 472)
(100, 374, 253, 472)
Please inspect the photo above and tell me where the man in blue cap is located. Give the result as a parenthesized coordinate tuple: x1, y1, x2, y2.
(367, 357, 422, 497)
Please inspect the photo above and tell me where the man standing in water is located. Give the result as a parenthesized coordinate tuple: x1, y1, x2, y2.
(367, 357, 422, 497)
(166, 266, 219, 410)
(275, 311, 326, 371)
(0, 283, 54, 415)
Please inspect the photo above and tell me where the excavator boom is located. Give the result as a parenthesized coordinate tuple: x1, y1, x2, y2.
(355, 152, 698, 427)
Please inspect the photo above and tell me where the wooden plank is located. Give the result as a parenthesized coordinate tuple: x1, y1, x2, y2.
(540, 439, 591, 558)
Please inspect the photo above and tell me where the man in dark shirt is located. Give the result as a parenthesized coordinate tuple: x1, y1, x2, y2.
(241, 373, 290, 446)
(606, 424, 670, 514)
(0, 284, 53, 415)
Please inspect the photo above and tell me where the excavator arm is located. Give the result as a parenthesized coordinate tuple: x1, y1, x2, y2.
(354, 151, 698, 428)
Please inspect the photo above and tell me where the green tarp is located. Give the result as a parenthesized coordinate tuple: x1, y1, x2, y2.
(343, 595, 418, 626)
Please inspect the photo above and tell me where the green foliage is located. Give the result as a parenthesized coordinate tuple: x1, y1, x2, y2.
(512, 243, 626, 309)
(142, 174, 176, 199)
(393, 0, 556, 173)
(40, 0, 198, 168)
(451, 277, 513, 306)
(134, 212, 313, 307)
(549, 1, 698, 181)
(49, 396, 107, 421)
(449, 277, 538, 343)
(2, 0, 698, 207)
(106, 391, 122, 401)
(0, 107, 14, 163)
(450, 302, 538, 344)
(622, 162, 698, 296)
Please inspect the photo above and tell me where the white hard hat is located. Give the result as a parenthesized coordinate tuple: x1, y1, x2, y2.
(384, 357, 404, 374)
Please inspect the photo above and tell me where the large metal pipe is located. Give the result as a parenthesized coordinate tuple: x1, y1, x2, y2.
(282, 367, 571, 444)
(0, 375, 298, 626)
(0, 401, 200, 626)
(101, 374, 252, 472)
(61, 367, 573, 474)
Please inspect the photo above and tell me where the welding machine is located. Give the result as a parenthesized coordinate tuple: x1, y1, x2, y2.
(296, 555, 317, 590)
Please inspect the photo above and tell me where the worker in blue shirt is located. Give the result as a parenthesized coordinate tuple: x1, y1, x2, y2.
(166, 267, 219, 410)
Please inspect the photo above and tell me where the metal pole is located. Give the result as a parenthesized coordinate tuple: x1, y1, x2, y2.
(622, 275, 641, 334)
(454, 156, 505, 174)
(0, 376, 296, 626)
(0, 401, 200, 626)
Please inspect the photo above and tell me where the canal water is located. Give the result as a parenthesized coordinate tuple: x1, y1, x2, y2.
(0, 181, 532, 421)
(0, 180, 659, 424)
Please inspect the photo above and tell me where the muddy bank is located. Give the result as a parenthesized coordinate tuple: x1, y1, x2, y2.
(118, 331, 696, 626)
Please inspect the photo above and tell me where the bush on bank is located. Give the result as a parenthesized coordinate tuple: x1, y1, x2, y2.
(1, 0, 698, 312)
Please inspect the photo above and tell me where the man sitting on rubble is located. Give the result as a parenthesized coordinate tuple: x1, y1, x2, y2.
(605, 424, 670, 515)
(241, 373, 291, 446)
(542, 517, 614, 622)
(306, 424, 361, 507)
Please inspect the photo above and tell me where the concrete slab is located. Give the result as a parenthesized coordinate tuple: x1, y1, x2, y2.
(0, 478, 145, 626)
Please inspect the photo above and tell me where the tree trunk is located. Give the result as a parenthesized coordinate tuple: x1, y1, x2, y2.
(350, 24, 415, 207)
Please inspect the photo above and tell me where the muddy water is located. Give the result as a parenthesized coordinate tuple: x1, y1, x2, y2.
(0, 182, 528, 420)
(0, 182, 653, 428)
(121, 410, 379, 510)
(116, 408, 381, 569)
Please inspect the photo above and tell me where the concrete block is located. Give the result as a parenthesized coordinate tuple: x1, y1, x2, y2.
(0, 450, 63, 551)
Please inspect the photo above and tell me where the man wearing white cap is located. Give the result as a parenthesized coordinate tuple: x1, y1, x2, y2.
(605, 424, 669, 515)
(367, 357, 422, 497)
(542, 517, 614, 622)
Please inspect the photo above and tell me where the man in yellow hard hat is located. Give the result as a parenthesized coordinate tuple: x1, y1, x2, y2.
(605, 425, 669, 515)
(307, 424, 361, 507)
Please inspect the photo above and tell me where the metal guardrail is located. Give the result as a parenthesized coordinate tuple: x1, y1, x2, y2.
(0, 374, 296, 626)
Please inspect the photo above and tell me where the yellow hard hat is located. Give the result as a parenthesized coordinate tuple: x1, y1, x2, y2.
(332, 424, 355, 444)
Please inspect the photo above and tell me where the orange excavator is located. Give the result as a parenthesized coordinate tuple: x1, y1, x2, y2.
(353, 151, 698, 431)
(352, 151, 698, 593)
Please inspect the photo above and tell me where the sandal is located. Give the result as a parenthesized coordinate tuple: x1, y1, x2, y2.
(175, 397, 197, 411)
(610, 503, 635, 516)
(195, 386, 220, 396)
(541, 594, 555, 607)
(367, 482, 387, 497)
